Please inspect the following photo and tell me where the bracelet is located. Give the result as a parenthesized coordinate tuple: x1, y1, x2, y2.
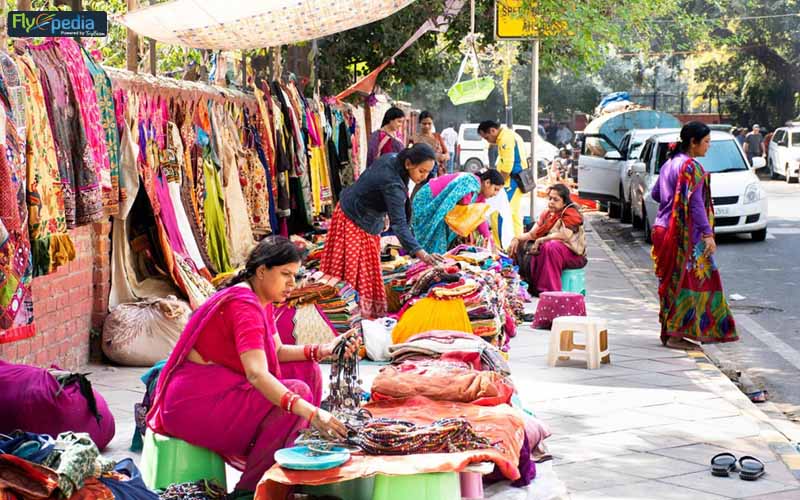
(307, 406, 319, 423)
(310, 344, 321, 362)
(287, 394, 301, 413)
(303, 344, 312, 361)
(280, 391, 295, 412)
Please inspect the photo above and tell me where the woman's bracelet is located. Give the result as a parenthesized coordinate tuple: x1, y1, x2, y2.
(280, 391, 297, 412)
(304, 344, 322, 362)
(307, 406, 319, 422)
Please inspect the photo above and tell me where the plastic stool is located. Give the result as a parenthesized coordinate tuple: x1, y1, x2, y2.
(561, 268, 586, 295)
(548, 316, 610, 369)
(140, 431, 227, 490)
(373, 472, 460, 500)
(301, 477, 375, 500)
(460, 471, 484, 499)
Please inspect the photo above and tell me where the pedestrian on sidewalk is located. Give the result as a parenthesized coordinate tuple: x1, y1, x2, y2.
(651, 121, 738, 349)
(508, 183, 587, 296)
(146, 236, 360, 494)
(409, 111, 449, 177)
(743, 124, 765, 166)
(440, 122, 458, 173)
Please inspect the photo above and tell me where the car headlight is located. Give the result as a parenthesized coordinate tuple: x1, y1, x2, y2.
(744, 182, 762, 204)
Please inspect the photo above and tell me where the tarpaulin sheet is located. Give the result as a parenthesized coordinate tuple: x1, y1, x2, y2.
(256, 396, 525, 500)
(117, 0, 415, 50)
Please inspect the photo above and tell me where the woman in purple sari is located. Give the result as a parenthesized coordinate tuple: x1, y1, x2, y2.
(147, 236, 358, 493)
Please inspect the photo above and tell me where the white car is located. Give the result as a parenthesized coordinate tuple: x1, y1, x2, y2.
(630, 131, 768, 242)
(456, 123, 558, 173)
(767, 126, 800, 183)
(616, 128, 675, 222)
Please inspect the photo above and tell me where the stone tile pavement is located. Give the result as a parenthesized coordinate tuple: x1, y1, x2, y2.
(84, 221, 800, 499)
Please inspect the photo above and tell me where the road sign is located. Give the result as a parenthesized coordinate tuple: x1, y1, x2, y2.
(494, 0, 568, 40)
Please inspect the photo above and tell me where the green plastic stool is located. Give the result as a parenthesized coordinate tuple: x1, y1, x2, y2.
(561, 268, 586, 296)
(140, 431, 227, 490)
(372, 472, 460, 500)
(301, 477, 375, 500)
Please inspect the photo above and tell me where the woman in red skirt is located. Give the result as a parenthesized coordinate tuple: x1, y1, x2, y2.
(321, 144, 442, 318)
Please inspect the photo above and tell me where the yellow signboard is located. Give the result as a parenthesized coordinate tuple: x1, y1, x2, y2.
(494, 0, 568, 39)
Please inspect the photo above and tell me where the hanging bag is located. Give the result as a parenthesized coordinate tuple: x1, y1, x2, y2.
(513, 165, 537, 194)
(447, 42, 495, 106)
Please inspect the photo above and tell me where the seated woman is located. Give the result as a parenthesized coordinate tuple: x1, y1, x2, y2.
(508, 183, 587, 295)
(412, 169, 505, 254)
(147, 236, 358, 494)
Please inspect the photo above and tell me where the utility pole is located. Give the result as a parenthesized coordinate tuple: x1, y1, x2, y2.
(529, 39, 539, 222)
(505, 43, 513, 128)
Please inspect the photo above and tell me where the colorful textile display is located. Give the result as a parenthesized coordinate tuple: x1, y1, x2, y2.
(286, 272, 361, 335)
(391, 297, 473, 344)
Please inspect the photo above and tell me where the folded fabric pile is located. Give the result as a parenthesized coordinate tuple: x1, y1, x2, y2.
(388, 330, 511, 375)
(288, 272, 361, 335)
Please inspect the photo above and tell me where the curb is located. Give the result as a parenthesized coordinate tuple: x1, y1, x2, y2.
(586, 216, 800, 480)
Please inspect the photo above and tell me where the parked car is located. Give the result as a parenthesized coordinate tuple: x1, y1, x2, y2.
(456, 123, 558, 173)
(630, 131, 768, 242)
(577, 110, 681, 219)
(767, 126, 800, 183)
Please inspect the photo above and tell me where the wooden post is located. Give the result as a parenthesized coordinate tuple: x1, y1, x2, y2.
(364, 95, 373, 133)
(126, 0, 139, 72)
(148, 38, 156, 75)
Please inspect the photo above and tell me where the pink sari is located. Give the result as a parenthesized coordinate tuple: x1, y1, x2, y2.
(147, 287, 321, 491)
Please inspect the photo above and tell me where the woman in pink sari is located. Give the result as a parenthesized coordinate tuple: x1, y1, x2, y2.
(147, 236, 357, 493)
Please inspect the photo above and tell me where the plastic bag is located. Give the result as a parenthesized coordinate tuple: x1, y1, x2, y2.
(445, 203, 491, 237)
(102, 297, 191, 366)
(362, 318, 396, 361)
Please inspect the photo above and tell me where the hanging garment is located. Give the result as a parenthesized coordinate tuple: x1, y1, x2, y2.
(202, 151, 233, 274)
(0, 98, 35, 343)
(82, 47, 120, 216)
(392, 297, 474, 344)
(238, 149, 272, 236)
(15, 54, 74, 276)
(29, 42, 103, 226)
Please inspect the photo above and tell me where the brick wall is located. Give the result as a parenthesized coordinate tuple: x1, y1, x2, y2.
(0, 220, 112, 371)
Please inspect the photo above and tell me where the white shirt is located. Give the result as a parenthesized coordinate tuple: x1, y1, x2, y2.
(441, 127, 458, 152)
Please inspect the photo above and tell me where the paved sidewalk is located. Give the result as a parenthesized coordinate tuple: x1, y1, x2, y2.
(86, 218, 800, 499)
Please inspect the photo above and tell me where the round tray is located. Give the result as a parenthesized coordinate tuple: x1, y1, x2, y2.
(274, 445, 351, 471)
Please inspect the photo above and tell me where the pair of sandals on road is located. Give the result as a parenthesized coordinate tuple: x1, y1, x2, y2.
(711, 452, 765, 480)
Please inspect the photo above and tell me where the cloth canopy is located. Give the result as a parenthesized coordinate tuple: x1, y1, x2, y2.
(116, 0, 416, 50)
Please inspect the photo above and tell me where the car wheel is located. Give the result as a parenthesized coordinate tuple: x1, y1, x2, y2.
(463, 159, 483, 174)
(751, 228, 767, 242)
(632, 204, 644, 229)
(643, 207, 652, 244)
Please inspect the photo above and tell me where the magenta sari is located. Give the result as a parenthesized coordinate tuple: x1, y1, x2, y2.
(147, 287, 322, 491)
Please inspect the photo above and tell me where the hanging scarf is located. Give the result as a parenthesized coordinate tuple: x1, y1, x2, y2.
(147, 286, 281, 434)
(16, 54, 75, 276)
(533, 204, 583, 240)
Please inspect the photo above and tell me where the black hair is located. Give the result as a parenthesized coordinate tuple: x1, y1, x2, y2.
(381, 107, 405, 127)
(669, 121, 711, 159)
(222, 235, 301, 289)
(478, 169, 505, 185)
(419, 111, 434, 123)
(548, 183, 571, 205)
(448, 122, 456, 128)
(478, 120, 501, 134)
(397, 143, 436, 165)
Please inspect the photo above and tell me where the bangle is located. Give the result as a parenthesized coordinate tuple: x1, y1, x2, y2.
(303, 344, 312, 361)
(280, 391, 295, 412)
(311, 344, 321, 362)
(307, 407, 319, 422)
(287, 394, 301, 413)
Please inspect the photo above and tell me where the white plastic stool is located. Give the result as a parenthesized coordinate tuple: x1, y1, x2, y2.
(548, 316, 610, 369)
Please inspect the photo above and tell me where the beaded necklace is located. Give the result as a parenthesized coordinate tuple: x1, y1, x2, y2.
(352, 417, 497, 455)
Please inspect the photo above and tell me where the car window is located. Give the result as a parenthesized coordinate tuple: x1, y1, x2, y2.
(583, 136, 615, 157)
(515, 129, 532, 142)
(657, 139, 748, 174)
(654, 144, 669, 174)
(618, 134, 631, 157)
(630, 141, 645, 159)
(462, 127, 481, 142)
(791, 132, 800, 147)
(639, 141, 652, 164)
(773, 130, 785, 145)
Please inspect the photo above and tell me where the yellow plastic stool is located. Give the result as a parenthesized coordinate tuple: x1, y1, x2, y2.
(140, 431, 227, 490)
(372, 472, 460, 500)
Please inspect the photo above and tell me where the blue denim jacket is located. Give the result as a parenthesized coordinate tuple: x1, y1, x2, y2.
(339, 153, 422, 255)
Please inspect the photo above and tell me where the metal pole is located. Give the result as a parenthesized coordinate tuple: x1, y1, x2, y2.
(529, 39, 539, 222)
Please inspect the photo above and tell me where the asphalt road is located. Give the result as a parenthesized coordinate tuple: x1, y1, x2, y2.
(590, 174, 800, 419)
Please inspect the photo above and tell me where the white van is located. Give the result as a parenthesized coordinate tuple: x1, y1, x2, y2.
(630, 131, 768, 242)
(456, 123, 558, 173)
(767, 125, 800, 182)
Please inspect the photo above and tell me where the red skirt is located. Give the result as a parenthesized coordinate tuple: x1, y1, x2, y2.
(320, 205, 387, 319)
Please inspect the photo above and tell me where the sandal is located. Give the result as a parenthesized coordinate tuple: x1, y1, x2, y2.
(738, 456, 765, 481)
(710, 452, 738, 477)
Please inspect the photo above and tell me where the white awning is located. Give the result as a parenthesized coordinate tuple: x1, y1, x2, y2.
(116, 0, 416, 50)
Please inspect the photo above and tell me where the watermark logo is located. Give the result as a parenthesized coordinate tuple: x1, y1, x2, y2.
(7, 11, 108, 37)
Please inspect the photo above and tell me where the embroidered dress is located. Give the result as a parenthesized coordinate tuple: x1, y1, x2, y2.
(239, 149, 273, 236)
(82, 47, 120, 216)
(56, 39, 113, 215)
(652, 157, 737, 344)
(0, 97, 35, 343)
(15, 54, 75, 276)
